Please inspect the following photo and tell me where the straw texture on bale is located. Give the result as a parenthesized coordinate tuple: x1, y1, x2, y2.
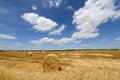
(42, 54, 61, 72)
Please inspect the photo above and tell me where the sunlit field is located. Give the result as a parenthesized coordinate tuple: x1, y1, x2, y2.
(0, 50, 120, 80)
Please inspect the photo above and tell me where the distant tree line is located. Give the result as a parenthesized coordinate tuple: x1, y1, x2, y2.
(0, 49, 120, 52)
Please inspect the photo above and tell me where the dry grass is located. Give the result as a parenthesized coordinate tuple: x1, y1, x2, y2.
(0, 50, 120, 80)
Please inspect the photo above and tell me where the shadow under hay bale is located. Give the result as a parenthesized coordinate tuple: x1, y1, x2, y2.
(42, 54, 61, 72)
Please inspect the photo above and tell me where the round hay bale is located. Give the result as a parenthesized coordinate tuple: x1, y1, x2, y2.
(28, 52, 32, 56)
(42, 54, 61, 72)
(41, 50, 45, 53)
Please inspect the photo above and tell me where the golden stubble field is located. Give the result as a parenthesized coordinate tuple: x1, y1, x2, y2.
(0, 50, 120, 80)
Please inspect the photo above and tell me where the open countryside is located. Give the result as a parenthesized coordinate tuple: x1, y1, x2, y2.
(0, 50, 120, 80)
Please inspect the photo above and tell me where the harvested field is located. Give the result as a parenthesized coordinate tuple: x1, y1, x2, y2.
(0, 50, 120, 80)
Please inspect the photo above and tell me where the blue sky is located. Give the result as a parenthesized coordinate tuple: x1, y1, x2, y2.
(0, 0, 120, 50)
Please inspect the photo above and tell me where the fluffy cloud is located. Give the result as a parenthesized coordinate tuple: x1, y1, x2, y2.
(22, 13, 58, 32)
(32, 5, 37, 10)
(0, 34, 16, 39)
(43, 0, 63, 8)
(72, 0, 120, 39)
(27, 0, 120, 46)
(66, 5, 74, 10)
(30, 37, 81, 45)
(57, 38, 73, 44)
(49, 24, 66, 35)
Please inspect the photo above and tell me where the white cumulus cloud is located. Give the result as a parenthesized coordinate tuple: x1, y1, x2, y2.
(22, 12, 58, 32)
(43, 0, 63, 8)
(66, 5, 74, 10)
(30, 37, 81, 45)
(72, 0, 120, 39)
(32, 5, 37, 10)
(49, 24, 66, 35)
(0, 34, 16, 40)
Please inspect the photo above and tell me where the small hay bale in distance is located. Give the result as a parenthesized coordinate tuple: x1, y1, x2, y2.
(42, 54, 61, 72)
(41, 50, 45, 53)
(27, 52, 33, 56)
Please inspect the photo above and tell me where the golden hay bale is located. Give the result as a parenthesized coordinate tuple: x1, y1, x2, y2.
(27, 52, 32, 56)
(42, 54, 61, 72)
